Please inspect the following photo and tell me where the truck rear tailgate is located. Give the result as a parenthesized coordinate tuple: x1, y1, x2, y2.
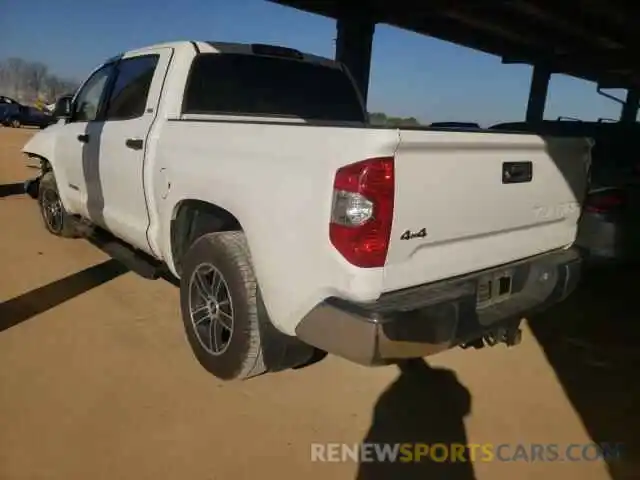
(383, 129, 591, 293)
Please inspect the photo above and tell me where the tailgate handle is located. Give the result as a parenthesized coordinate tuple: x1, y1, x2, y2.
(502, 162, 532, 184)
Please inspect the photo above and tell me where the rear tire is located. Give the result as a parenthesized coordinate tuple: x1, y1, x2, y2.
(10, 119, 20, 128)
(38, 172, 79, 238)
(179, 232, 267, 380)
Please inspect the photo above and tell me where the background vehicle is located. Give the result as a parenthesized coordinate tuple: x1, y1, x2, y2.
(1, 103, 55, 128)
(0, 95, 20, 104)
(22, 41, 590, 381)
(491, 120, 640, 264)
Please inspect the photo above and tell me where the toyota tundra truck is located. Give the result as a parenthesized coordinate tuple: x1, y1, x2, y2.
(22, 41, 591, 380)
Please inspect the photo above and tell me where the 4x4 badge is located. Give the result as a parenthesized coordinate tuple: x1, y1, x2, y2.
(400, 228, 427, 240)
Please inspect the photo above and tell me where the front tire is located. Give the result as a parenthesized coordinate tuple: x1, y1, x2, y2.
(179, 232, 267, 380)
(37, 172, 79, 238)
(10, 118, 20, 128)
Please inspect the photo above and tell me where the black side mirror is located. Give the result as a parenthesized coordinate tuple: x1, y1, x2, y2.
(53, 96, 72, 120)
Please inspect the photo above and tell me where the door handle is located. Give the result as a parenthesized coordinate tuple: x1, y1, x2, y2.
(125, 138, 144, 150)
(77, 134, 89, 143)
(502, 162, 533, 184)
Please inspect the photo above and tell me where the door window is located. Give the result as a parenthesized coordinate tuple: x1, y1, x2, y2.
(104, 55, 159, 120)
(72, 64, 115, 122)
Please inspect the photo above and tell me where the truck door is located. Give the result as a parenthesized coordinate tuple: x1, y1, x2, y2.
(53, 62, 116, 218)
(92, 48, 173, 254)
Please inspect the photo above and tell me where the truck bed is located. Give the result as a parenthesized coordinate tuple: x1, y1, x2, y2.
(156, 116, 590, 334)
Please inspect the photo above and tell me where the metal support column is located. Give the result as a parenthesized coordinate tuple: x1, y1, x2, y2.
(525, 65, 551, 123)
(335, 14, 375, 107)
(620, 89, 639, 123)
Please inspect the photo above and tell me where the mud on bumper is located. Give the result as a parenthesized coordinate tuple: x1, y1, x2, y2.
(295, 248, 581, 365)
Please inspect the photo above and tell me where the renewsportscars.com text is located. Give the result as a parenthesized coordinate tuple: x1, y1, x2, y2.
(310, 442, 625, 463)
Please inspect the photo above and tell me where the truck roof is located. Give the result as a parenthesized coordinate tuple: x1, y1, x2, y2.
(120, 41, 339, 70)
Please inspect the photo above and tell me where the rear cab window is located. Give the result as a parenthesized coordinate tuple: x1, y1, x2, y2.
(182, 53, 366, 122)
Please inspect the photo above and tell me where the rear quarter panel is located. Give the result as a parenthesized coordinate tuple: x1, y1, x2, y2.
(150, 120, 399, 335)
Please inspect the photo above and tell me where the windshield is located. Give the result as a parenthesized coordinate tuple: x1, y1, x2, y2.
(183, 53, 365, 122)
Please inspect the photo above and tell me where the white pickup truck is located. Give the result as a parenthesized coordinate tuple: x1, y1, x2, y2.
(22, 41, 591, 380)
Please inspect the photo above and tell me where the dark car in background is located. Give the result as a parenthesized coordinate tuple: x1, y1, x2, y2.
(491, 120, 640, 265)
(0, 103, 55, 129)
(0, 95, 20, 105)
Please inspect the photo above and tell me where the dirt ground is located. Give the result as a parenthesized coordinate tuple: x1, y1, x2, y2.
(0, 127, 637, 480)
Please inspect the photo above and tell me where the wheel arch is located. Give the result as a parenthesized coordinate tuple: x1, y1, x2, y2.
(169, 199, 243, 276)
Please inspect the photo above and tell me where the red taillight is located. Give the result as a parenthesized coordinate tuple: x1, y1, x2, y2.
(585, 189, 627, 214)
(329, 157, 394, 268)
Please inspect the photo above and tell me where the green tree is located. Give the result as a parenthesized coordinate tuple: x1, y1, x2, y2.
(368, 112, 421, 126)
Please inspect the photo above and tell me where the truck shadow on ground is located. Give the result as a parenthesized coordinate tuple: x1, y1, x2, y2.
(356, 358, 476, 480)
(0, 259, 128, 332)
(0, 182, 25, 198)
(529, 264, 640, 480)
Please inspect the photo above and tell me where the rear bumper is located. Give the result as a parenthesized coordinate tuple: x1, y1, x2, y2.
(295, 248, 581, 365)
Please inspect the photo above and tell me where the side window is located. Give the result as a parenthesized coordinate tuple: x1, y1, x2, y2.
(73, 64, 115, 122)
(104, 55, 159, 121)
